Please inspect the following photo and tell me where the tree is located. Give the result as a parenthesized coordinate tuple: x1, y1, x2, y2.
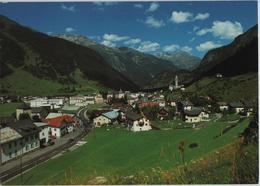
(32, 115, 41, 122)
(168, 107, 176, 119)
(178, 140, 187, 164)
(19, 113, 31, 120)
(142, 106, 160, 120)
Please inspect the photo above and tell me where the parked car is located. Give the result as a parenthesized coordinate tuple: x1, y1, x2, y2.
(48, 139, 55, 146)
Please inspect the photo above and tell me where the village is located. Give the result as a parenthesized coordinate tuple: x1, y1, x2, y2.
(0, 75, 255, 167)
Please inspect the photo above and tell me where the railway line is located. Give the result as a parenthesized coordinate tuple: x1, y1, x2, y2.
(0, 107, 91, 184)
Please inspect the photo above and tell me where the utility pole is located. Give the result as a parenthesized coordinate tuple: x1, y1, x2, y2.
(20, 141, 24, 184)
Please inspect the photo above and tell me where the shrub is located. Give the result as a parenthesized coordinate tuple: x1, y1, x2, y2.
(189, 143, 199, 149)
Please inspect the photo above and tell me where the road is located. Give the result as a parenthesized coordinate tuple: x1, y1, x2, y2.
(0, 106, 91, 184)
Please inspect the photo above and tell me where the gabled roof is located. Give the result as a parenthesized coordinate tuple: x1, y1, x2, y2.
(45, 112, 74, 119)
(125, 111, 142, 121)
(45, 115, 75, 128)
(217, 102, 228, 106)
(184, 107, 202, 117)
(229, 102, 244, 108)
(102, 110, 119, 120)
(0, 127, 22, 144)
(17, 103, 31, 110)
(7, 119, 40, 137)
(180, 101, 193, 107)
(34, 122, 49, 128)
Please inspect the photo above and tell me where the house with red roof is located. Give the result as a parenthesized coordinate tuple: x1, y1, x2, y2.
(44, 115, 75, 138)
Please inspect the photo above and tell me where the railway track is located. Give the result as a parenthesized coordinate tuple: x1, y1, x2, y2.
(0, 131, 88, 183)
(0, 107, 91, 184)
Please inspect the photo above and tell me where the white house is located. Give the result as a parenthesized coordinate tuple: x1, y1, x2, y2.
(125, 111, 152, 132)
(94, 94, 104, 104)
(16, 103, 32, 120)
(86, 97, 95, 105)
(30, 98, 64, 109)
(0, 127, 22, 164)
(180, 101, 193, 111)
(45, 115, 75, 138)
(217, 102, 229, 111)
(115, 89, 125, 99)
(229, 102, 244, 114)
(2, 120, 40, 164)
(34, 122, 49, 144)
(184, 107, 209, 123)
(69, 95, 87, 106)
(93, 110, 119, 127)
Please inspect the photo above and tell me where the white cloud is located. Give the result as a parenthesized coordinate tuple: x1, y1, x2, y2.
(61, 4, 76, 12)
(101, 33, 130, 48)
(47, 32, 53, 35)
(181, 46, 193, 53)
(170, 11, 209, 24)
(170, 11, 193, 23)
(138, 41, 160, 52)
(162, 44, 180, 52)
(193, 26, 199, 31)
(103, 34, 129, 42)
(196, 41, 222, 52)
(196, 20, 243, 40)
(163, 44, 192, 53)
(101, 40, 116, 47)
(194, 13, 210, 21)
(145, 16, 165, 28)
(124, 38, 141, 45)
(65, 27, 76, 33)
(147, 2, 159, 12)
(196, 28, 211, 36)
(190, 37, 195, 42)
(134, 4, 143, 8)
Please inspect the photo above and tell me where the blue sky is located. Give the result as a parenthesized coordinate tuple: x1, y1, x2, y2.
(0, 1, 257, 58)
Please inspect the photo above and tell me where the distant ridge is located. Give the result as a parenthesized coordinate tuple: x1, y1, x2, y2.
(0, 15, 139, 95)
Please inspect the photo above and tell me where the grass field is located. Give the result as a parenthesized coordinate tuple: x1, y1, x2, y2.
(186, 73, 258, 102)
(6, 116, 250, 185)
(1, 68, 105, 96)
(0, 102, 22, 117)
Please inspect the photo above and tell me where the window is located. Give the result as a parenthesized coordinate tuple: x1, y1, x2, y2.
(42, 132, 45, 136)
(20, 139, 23, 145)
(54, 128, 56, 131)
(14, 141, 17, 147)
(9, 153, 12, 158)
(9, 143, 12, 149)
(25, 137, 28, 142)
(15, 150, 17, 156)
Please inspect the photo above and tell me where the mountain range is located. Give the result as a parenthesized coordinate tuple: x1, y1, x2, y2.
(0, 15, 258, 95)
(158, 51, 201, 71)
(54, 34, 181, 87)
(0, 15, 139, 95)
(146, 24, 258, 89)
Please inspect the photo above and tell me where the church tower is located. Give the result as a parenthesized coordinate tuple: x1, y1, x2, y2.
(175, 75, 178, 88)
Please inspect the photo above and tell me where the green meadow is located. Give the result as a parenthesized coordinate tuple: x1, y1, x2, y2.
(0, 102, 22, 117)
(6, 116, 250, 185)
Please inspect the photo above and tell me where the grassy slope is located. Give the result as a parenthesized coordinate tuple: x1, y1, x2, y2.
(7, 117, 250, 185)
(185, 73, 258, 102)
(1, 68, 106, 96)
(0, 102, 22, 117)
